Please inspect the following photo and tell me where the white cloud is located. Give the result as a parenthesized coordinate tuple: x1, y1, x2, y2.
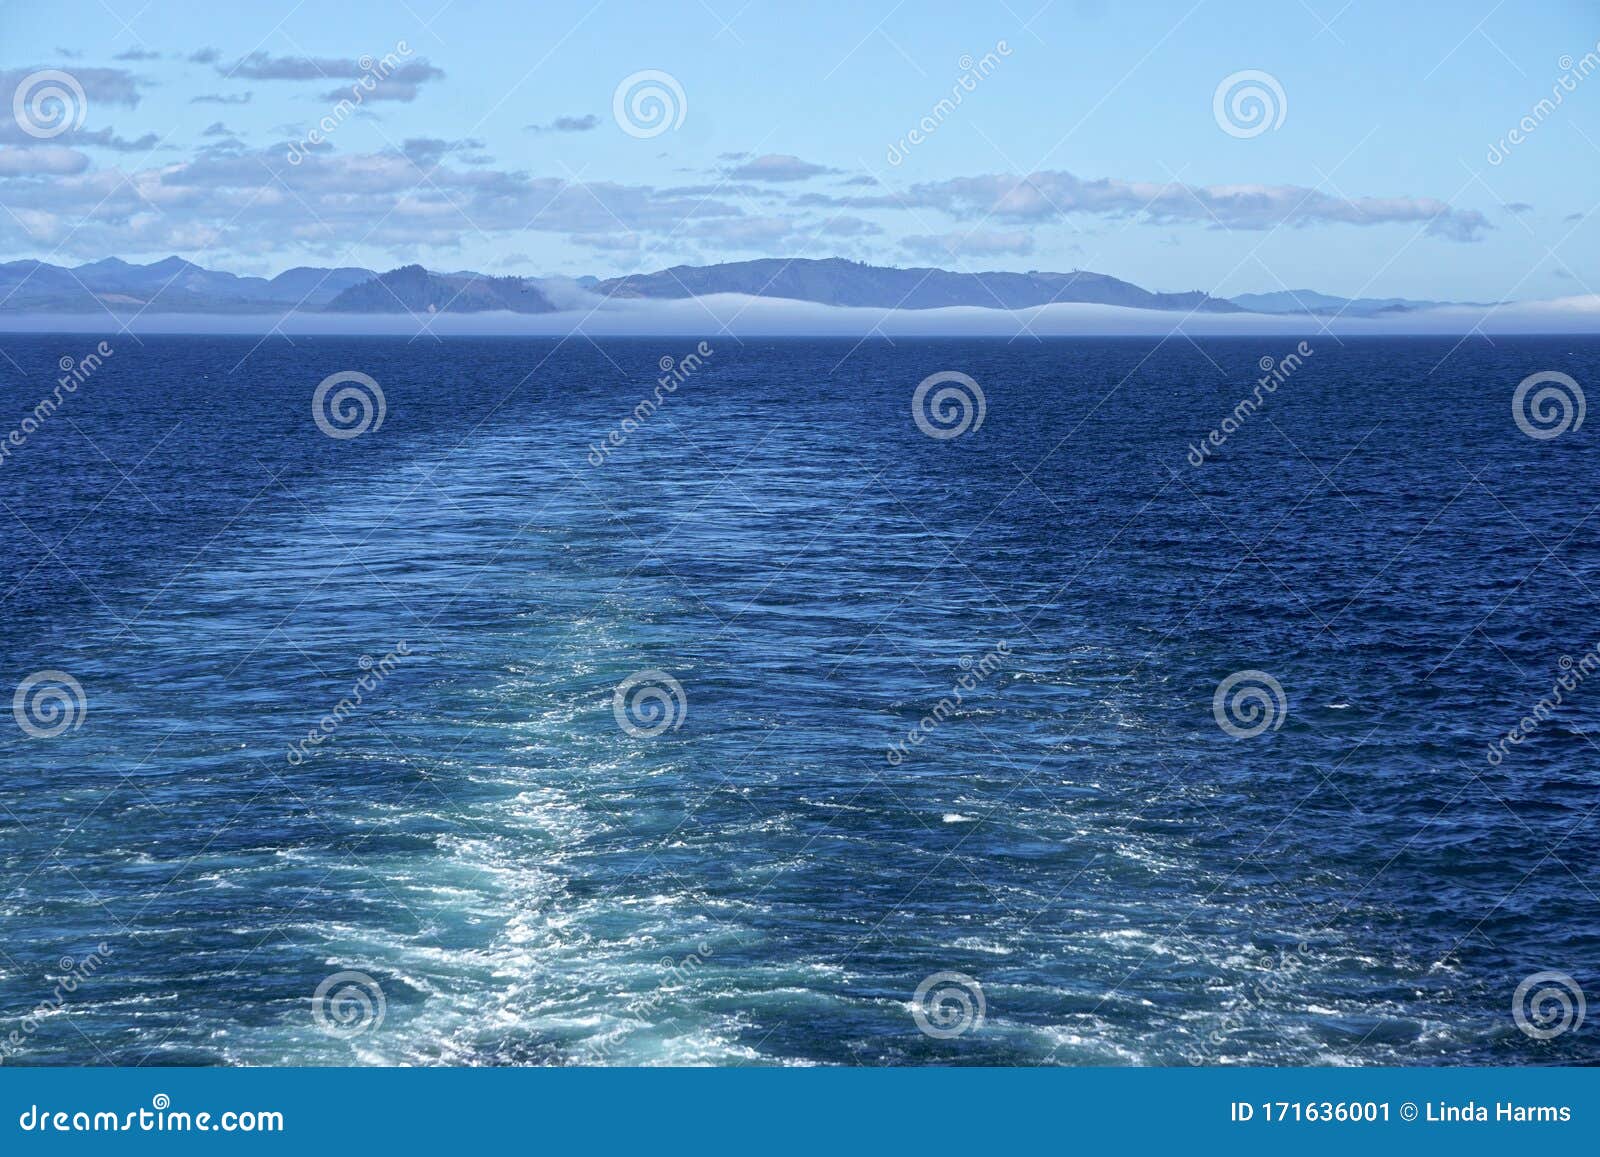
(0, 66, 144, 107)
(724, 154, 840, 182)
(0, 146, 90, 175)
(0, 144, 750, 259)
(900, 171, 1490, 241)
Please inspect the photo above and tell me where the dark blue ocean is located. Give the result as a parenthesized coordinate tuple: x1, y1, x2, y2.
(0, 333, 1596, 1066)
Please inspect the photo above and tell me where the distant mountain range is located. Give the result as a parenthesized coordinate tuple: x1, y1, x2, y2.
(1228, 289, 1492, 318)
(323, 265, 557, 313)
(0, 257, 375, 312)
(593, 258, 1239, 313)
(0, 255, 1488, 318)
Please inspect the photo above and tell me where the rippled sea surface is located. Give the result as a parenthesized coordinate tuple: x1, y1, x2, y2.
(1, 334, 1596, 1066)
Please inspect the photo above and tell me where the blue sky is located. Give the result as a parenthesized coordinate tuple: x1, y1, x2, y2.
(1, 0, 1596, 300)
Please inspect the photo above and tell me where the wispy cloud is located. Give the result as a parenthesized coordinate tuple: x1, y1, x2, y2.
(0, 66, 144, 107)
(320, 62, 442, 103)
(0, 144, 747, 258)
(725, 154, 841, 182)
(0, 119, 160, 152)
(222, 51, 367, 80)
(398, 137, 491, 166)
(688, 215, 801, 249)
(569, 231, 642, 253)
(816, 216, 882, 238)
(0, 146, 90, 176)
(807, 169, 1491, 242)
(216, 51, 444, 102)
(526, 114, 600, 133)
